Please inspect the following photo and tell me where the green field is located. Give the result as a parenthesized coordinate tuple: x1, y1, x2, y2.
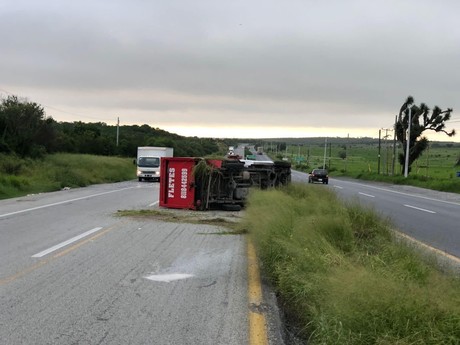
(278, 142, 460, 193)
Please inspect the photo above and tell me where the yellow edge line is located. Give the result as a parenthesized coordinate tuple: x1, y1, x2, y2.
(247, 237, 268, 345)
(0, 259, 51, 286)
(0, 223, 122, 286)
(52, 227, 113, 259)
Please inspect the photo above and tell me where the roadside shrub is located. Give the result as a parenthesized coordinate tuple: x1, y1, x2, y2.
(0, 154, 23, 175)
(54, 169, 89, 188)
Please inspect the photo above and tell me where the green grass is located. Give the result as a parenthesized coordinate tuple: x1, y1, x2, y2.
(284, 143, 460, 193)
(0, 153, 135, 199)
(243, 183, 460, 344)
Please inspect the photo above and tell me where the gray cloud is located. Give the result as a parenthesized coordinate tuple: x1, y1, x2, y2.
(1, 0, 459, 138)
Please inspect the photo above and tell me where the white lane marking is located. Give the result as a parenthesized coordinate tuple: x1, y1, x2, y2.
(32, 227, 103, 258)
(144, 273, 194, 283)
(333, 185, 343, 189)
(0, 187, 136, 219)
(334, 180, 460, 207)
(148, 201, 159, 207)
(404, 204, 436, 214)
(359, 192, 375, 198)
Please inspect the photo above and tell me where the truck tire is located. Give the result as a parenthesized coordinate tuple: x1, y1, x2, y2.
(222, 204, 241, 211)
(138, 177, 143, 182)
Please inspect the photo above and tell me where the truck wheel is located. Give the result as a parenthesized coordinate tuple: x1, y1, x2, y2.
(222, 204, 241, 211)
(138, 177, 142, 182)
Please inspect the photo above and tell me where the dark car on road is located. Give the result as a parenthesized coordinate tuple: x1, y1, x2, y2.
(308, 169, 328, 184)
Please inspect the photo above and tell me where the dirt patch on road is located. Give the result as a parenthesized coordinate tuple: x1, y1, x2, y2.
(116, 208, 247, 234)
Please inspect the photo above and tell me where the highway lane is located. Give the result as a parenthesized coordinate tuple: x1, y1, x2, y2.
(291, 170, 460, 258)
(0, 182, 158, 279)
(0, 181, 252, 344)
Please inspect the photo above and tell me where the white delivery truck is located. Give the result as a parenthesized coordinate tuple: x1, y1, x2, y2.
(137, 146, 174, 182)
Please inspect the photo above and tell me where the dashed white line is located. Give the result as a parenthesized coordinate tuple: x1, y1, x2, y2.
(32, 227, 103, 258)
(359, 192, 375, 198)
(149, 201, 159, 207)
(404, 204, 436, 214)
(333, 185, 343, 189)
(334, 179, 460, 207)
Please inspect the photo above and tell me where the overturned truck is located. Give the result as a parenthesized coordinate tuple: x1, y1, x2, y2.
(159, 157, 291, 211)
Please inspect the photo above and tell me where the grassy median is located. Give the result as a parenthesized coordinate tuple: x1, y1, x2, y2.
(243, 183, 460, 344)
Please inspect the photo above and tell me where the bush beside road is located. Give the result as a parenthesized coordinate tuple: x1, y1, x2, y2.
(0, 153, 134, 199)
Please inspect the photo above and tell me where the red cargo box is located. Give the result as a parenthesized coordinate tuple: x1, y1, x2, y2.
(159, 157, 197, 209)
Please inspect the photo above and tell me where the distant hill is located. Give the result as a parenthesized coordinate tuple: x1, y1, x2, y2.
(220, 136, 460, 148)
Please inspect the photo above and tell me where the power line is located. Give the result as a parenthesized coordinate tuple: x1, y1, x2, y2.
(0, 86, 113, 122)
(42, 103, 111, 122)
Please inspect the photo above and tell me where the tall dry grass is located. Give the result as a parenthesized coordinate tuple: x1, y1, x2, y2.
(243, 183, 460, 344)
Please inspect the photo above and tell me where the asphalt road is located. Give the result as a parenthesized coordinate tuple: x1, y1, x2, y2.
(0, 182, 252, 344)
(292, 170, 460, 259)
(6, 163, 456, 344)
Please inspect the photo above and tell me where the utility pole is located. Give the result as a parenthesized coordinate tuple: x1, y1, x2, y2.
(404, 106, 412, 178)
(345, 133, 349, 172)
(378, 129, 381, 174)
(379, 128, 392, 175)
(385, 128, 390, 175)
(329, 142, 332, 169)
(392, 115, 397, 176)
(116, 117, 120, 147)
(323, 137, 327, 169)
(426, 142, 430, 178)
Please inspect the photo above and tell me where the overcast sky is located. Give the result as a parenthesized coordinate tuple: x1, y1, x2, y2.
(1, 0, 460, 140)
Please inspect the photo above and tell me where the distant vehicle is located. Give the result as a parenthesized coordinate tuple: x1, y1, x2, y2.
(257, 147, 263, 155)
(137, 147, 173, 182)
(227, 146, 236, 156)
(308, 169, 329, 184)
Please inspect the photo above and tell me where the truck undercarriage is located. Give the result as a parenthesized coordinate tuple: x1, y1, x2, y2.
(159, 158, 291, 211)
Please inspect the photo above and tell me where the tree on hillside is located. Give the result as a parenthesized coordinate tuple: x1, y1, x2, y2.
(1, 94, 222, 158)
(396, 96, 455, 174)
(0, 95, 56, 157)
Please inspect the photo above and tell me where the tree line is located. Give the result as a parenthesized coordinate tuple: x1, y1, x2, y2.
(0, 95, 221, 158)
